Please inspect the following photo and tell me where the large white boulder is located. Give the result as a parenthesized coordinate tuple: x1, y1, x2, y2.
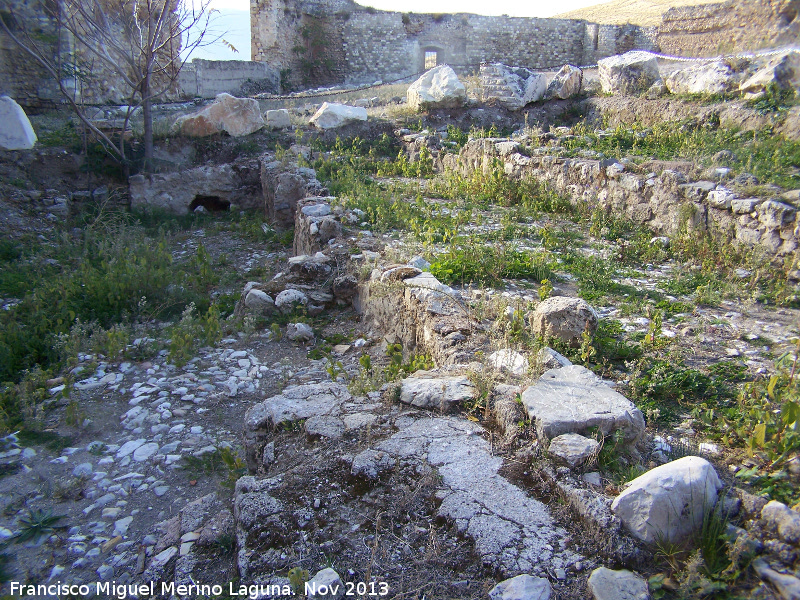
(740, 51, 800, 97)
(665, 61, 736, 95)
(264, 108, 292, 129)
(480, 63, 547, 110)
(598, 51, 661, 95)
(521, 365, 645, 444)
(0, 96, 37, 150)
(587, 568, 649, 600)
(530, 296, 598, 347)
(309, 102, 367, 129)
(545, 64, 583, 99)
(274, 289, 309, 313)
(611, 456, 723, 544)
(173, 93, 265, 137)
(488, 349, 528, 376)
(407, 65, 466, 111)
(489, 574, 552, 600)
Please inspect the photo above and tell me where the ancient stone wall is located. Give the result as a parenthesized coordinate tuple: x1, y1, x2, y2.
(0, 0, 64, 110)
(0, 0, 183, 109)
(177, 59, 280, 99)
(251, 0, 659, 88)
(443, 139, 799, 258)
(657, 0, 800, 57)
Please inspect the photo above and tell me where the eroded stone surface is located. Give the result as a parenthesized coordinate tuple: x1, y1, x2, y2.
(530, 297, 598, 347)
(310, 103, 367, 129)
(598, 51, 661, 95)
(611, 456, 722, 544)
(399, 375, 475, 411)
(489, 574, 552, 600)
(587, 567, 649, 600)
(0, 96, 37, 150)
(173, 93, 265, 137)
(372, 417, 581, 575)
(548, 433, 599, 468)
(407, 65, 466, 110)
(521, 365, 645, 444)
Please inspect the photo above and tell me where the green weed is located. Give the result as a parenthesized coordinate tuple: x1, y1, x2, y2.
(13, 509, 64, 545)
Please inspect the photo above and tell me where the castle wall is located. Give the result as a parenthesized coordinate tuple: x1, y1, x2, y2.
(1, 0, 183, 110)
(657, 0, 800, 57)
(251, 0, 659, 88)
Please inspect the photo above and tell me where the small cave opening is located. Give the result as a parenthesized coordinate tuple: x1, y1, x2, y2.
(189, 195, 231, 212)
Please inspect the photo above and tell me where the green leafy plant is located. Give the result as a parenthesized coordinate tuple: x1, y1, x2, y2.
(13, 509, 64, 545)
(538, 279, 553, 301)
(287, 567, 309, 593)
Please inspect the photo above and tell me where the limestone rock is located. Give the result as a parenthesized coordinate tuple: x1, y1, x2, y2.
(288, 253, 332, 281)
(489, 574, 552, 600)
(530, 296, 598, 347)
(275, 289, 309, 313)
(244, 289, 274, 314)
(173, 93, 265, 137)
(761, 500, 800, 545)
(707, 188, 735, 210)
(758, 200, 795, 229)
(537, 347, 572, 371)
(129, 163, 249, 215)
(407, 65, 466, 111)
(598, 51, 661, 95)
(294, 198, 343, 255)
(262, 160, 328, 227)
(731, 198, 761, 214)
(548, 433, 599, 468)
(521, 365, 645, 444)
(264, 109, 292, 129)
(546, 65, 582, 100)
(488, 349, 528, 376)
(587, 567, 649, 600)
(198, 509, 234, 547)
(286, 322, 314, 342)
(309, 102, 367, 129)
(399, 375, 475, 411)
(306, 568, 345, 599)
(144, 546, 178, 582)
(181, 492, 217, 534)
(753, 558, 800, 600)
(740, 51, 800, 97)
(332, 275, 358, 300)
(611, 456, 723, 544)
(480, 63, 546, 110)
(305, 415, 344, 439)
(381, 265, 422, 282)
(665, 61, 735, 95)
(351, 449, 393, 479)
(243, 382, 351, 470)
(0, 96, 37, 150)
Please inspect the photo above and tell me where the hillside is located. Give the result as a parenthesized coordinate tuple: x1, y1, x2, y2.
(554, 0, 722, 26)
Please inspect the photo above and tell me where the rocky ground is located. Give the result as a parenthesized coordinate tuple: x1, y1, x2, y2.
(2, 53, 800, 599)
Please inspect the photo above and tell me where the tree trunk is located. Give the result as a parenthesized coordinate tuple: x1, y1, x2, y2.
(142, 77, 153, 173)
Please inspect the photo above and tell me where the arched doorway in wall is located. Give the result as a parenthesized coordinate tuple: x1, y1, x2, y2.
(424, 50, 438, 69)
(420, 44, 446, 71)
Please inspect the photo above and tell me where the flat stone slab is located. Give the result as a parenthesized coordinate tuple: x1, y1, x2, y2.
(520, 365, 644, 444)
(244, 382, 351, 430)
(399, 375, 475, 411)
(372, 417, 581, 575)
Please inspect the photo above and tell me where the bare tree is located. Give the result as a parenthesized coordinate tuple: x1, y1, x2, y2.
(0, 0, 217, 170)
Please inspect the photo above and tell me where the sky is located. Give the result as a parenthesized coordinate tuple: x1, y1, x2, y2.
(186, 0, 607, 61)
